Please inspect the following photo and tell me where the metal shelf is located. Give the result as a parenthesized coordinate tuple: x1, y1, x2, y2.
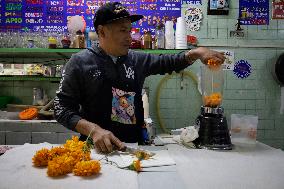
(0, 75, 61, 81)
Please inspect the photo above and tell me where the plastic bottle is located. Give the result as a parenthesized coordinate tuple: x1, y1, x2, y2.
(130, 28, 141, 49)
(142, 31, 152, 49)
(155, 23, 165, 49)
(75, 30, 85, 48)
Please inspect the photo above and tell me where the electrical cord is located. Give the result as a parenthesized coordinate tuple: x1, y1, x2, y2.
(155, 70, 200, 134)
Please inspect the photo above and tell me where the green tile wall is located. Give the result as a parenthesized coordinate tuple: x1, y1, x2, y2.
(147, 0, 284, 149)
(0, 0, 283, 149)
(0, 81, 58, 105)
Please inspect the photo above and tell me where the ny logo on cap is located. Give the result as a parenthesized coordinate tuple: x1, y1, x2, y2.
(114, 4, 126, 14)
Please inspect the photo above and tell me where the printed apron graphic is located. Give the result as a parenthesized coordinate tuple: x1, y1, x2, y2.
(111, 87, 136, 124)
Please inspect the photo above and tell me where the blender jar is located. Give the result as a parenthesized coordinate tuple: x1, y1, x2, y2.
(200, 65, 224, 108)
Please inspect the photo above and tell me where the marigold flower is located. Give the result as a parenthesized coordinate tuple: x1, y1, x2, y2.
(70, 149, 91, 164)
(32, 148, 50, 167)
(49, 147, 70, 160)
(128, 160, 142, 172)
(135, 151, 150, 160)
(203, 92, 222, 107)
(207, 59, 221, 70)
(64, 136, 85, 151)
(73, 160, 101, 176)
(47, 154, 75, 177)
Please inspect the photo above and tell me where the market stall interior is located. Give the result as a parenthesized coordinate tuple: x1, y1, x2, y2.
(1, 0, 284, 188)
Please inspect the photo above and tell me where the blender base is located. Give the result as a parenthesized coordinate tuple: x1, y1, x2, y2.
(194, 113, 233, 150)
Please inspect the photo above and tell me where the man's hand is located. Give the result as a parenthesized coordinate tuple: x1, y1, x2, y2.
(75, 119, 125, 154)
(186, 47, 226, 65)
(91, 126, 125, 153)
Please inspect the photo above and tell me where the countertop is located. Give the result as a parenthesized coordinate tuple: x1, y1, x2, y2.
(0, 142, 283, 189)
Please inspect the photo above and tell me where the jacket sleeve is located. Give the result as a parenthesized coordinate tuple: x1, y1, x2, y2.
(54, 55, 83, 131)
(131, 50, 190, 77)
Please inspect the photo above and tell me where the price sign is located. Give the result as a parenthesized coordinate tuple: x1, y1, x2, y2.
(239, 0, 269, 25)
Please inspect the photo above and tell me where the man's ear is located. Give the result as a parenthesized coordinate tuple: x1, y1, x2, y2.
(97, 25, 105, 38)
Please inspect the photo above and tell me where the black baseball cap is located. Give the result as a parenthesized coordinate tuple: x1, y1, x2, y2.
(93, 2, 143, 31)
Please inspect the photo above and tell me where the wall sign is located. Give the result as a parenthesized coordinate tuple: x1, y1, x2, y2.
(184, 7, 203, 31)
(207, 0, 229, 15)
(233, 60, 252, 79)
(223, 51, 234, 70)
(272, 0, 284, 19)
(239, 0, 269, 25)
(182, 0, 202, 5)
(0, 0, 181, 34)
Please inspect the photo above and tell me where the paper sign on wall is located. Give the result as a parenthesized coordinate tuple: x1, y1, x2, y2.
(0, 0, 181, 35)
(214, 50, 235, 70)
(223, 51, 235, 70)
(182, 0, 202, 5)
(272, 0, 284, 19)
(239, 0, 269, 25)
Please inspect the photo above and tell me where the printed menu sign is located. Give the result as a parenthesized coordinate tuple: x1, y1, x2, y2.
(272, 0, 284, 19)
(239, 0, 269, 25)
(182, 0, 202, 5)
(0, 0, 181, 34)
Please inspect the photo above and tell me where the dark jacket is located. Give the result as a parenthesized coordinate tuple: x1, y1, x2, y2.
(54, 47, 190, 143)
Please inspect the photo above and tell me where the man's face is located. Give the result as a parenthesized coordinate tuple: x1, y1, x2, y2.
(101, 18, 132, 56)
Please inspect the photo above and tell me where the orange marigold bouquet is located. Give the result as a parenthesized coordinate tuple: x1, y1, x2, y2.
(32, 136, 101, 177)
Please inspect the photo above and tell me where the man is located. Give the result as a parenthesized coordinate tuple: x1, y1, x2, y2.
(54, 2, 225, 153)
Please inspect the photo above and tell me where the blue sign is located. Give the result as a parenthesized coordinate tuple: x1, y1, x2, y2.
(239, 0, 269, 25)
(233, 60, 252, 79)
(0, 0, 181, 34)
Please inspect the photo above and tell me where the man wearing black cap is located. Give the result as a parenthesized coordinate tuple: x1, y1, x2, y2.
(54, 2, 225, 153)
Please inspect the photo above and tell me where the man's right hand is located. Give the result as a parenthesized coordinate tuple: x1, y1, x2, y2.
(91, 125, 125, 153)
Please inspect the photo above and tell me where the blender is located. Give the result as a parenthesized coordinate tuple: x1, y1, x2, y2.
(193, 64, 232, 150)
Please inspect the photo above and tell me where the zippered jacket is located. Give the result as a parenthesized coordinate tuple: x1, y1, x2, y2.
(54, 47, 190, 143)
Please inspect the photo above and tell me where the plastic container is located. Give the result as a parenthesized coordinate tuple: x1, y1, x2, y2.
(200, 65, 224, 107)
(230, 114, 258, 145)
(165, 21, 175, 49)
(0, 96, 13, 109)
(48, 37, 57, 49)
(154, 23, 165, 49)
